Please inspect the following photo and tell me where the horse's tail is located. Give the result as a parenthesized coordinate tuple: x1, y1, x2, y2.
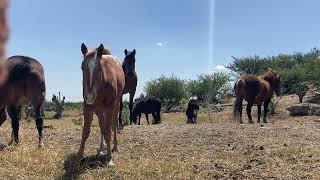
(233, 79, 244, 123)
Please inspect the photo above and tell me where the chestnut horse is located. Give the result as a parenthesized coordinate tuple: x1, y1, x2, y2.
(233, 68, 281, 124)
(118, 49, 137, 125)
(0, 0, 9, 84)
(78, 43, 125, 166)
(0, 56, 46, 148)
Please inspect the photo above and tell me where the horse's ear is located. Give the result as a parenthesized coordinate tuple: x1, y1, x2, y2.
(97, 44, 104, 58)
(81, 43, 88, 55)
(124, 49, 128, 56)
(132, 49, 136, 56)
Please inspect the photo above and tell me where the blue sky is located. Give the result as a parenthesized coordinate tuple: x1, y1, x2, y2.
(7, 0, 320, 101)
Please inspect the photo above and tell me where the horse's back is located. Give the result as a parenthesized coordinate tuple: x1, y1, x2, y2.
(138, 97, 161, 113)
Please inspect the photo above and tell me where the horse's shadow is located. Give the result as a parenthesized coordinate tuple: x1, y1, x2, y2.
(58, 153, 109, 180)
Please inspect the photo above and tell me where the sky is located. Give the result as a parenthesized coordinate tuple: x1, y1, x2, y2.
(6, 0, 320, 101)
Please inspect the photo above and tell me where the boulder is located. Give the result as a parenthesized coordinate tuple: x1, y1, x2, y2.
(286, 103, 320, 116)
(304, 84, 320, 104)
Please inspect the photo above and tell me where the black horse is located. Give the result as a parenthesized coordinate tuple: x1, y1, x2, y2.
(132, 97, 161, 125)
(186, 97, 200, 123)
(119, 49, 137, 126)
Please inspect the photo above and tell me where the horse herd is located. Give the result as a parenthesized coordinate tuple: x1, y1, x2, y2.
(0, 41, 282, 166)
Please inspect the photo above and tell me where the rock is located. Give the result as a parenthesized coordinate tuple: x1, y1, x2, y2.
(304, 84, 320, 104)
(286, 103, 320, 116)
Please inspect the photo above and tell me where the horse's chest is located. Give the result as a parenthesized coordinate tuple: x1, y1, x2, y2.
(17, 96, 29, 105)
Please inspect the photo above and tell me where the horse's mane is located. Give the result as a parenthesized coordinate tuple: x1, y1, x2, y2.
(260, 68, 279, 80)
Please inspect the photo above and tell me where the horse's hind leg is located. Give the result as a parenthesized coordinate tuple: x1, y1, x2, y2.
(0, 107, 7, 127)
(257, 103, 262, 123)
(263, 100, 270, 123)
(7, 105, 21, 146)
(145, 113, 150, 125)
(112, 101, 121, 152)
(34, 103, 44, 148)
(246, 101, 254, 124)
(152, 112, 157, 124)
(238, 98, 243, 123)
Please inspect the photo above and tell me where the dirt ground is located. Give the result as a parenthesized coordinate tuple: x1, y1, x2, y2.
(0, 95, 320, 179)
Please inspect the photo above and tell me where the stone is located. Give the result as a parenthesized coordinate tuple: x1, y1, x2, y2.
(286, 103, 320, 116)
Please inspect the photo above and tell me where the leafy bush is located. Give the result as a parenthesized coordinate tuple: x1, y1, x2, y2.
(144, 74, 185, 104)
(186, 73, 231, 103)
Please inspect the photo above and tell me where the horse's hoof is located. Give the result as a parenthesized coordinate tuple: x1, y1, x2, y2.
(97, 150, 107, 156)
(112, 148, 118, 153)
(38, 143, 44, 149)
(77, 150, 84, 158)
(107, 159, 115, 167)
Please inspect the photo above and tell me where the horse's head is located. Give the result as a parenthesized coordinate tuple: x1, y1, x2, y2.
(263, 68, 281, 96)
(123, 49, 136, 76)
(81, 43, 104, 105)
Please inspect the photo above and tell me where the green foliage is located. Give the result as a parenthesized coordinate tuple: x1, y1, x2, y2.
(72, 117, 83, 126)
(121, 100, 130, 125)
(186, 73, 231, 103)
(144, 74, 185, 104)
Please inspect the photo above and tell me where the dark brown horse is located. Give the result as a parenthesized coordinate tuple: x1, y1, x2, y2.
(0, 56, 46, 148)
(78, 43, 125, 166)
(233, 68, 281, 124)
(118, 49, 137, 125)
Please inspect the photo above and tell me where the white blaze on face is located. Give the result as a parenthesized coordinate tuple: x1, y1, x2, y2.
(88, 58, 96, 88)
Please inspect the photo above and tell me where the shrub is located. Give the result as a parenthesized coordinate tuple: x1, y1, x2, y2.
(144, 74, 185, 104)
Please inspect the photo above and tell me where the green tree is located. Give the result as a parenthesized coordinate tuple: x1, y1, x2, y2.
(186, 73, 231, 103)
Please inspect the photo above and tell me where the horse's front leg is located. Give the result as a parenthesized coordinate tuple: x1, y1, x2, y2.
(78, 105, 93, 157)
(101, 107, 114, 166)
(129, 94, 134, 125)
(96, 110, 106, 155)
(7, 105, 21, 146)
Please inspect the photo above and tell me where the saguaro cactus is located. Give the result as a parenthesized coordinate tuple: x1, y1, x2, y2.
(52, 92, 65, 119)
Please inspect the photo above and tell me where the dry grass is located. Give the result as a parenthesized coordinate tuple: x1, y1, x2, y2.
(0, 95, 320, 179)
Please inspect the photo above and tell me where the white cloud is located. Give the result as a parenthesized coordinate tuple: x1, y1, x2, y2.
(156, 42, 163, 47)
(156, 41, 167, 47)
(214, 65, 227, 71)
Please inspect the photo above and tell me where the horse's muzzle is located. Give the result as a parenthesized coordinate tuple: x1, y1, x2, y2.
(84, 90, 96, 105)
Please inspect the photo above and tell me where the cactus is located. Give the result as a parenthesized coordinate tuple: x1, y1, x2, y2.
(52, 92, 65, 119)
